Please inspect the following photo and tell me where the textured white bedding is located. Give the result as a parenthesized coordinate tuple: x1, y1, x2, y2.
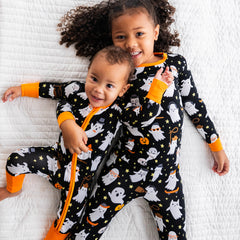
(0, 0, 239, 239)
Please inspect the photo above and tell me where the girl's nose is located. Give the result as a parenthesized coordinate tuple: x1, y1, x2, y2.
(126, 37, 137, 49)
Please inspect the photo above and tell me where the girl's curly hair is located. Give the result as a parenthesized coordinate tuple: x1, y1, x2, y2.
(58, 0, 180, 58)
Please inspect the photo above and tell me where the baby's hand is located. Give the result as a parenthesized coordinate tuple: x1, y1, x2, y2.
(155, 66, 174, 86)
(2, 86, 22, 102)
(60, 120, 89, 155)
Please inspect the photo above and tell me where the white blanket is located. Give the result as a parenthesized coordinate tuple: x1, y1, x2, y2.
(0, 0, 239, 239)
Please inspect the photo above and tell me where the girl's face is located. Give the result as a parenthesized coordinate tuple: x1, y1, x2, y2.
(111, 8, 159, 67)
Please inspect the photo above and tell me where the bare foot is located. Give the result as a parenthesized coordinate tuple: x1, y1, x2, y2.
(0, 187, 21, 201)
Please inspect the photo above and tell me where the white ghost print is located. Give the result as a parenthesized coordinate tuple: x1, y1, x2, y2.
(166, 200, 182, 220)
(140, 75, 154, 92)
(154, 213, 166, 232)
(197, 125, 207, 140)
(102, 168, 119, 186)
(13, 147, 30, 157)
(167, 103, 181, 123)
(164, 81, 175, 97)
(99, 131, 114, 151)
(72, 184, 88, 203)
(108, 187, 126, 204)
(130, 169, 148, 182)
(89, 204, 110, 222)
(61, 218, 76, 233)
(165, 171, 179, 191)
(91, 156, 101, 172)
(168, 231, 178, 240)
(59, 102, 72, 112)
(7, 162, 30, 176)
(180, 77, 193, 96)
(184, 101, 199, 116)
(85, 121, 104, 138)
(167, 137, 178, 155)
(144, 185, 160, 202)
(149, 123, 165, 141)
(47, 155, 58, 175)
(65, 82, 80, 97)
(75, 229, 89, 240)
(79, 105, 93, 118)
(151, 164, 163, 182)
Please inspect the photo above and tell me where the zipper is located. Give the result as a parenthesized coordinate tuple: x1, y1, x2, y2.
(55, 106, 102, 232)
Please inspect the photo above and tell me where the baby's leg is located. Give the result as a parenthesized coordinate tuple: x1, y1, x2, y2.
(0, 187, 21, 201)
(2, 146, 58, 200)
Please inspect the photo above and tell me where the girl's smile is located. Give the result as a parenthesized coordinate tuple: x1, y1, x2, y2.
(111, 8, 160, 67)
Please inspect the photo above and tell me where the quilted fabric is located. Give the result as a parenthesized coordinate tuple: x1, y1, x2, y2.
(0, 0, 239, 239)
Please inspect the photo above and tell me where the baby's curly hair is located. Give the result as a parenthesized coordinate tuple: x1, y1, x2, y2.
(58, 0, 180, 58)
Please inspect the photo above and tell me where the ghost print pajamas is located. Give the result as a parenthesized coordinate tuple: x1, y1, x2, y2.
(68, 53, 223, 240)
(5, 81, 122, 240)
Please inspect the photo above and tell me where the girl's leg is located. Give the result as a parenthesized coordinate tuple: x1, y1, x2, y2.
(147, 169, 187, 240)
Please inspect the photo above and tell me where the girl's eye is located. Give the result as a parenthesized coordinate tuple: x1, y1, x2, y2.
(116, 35, 125, 40)
(136, 32, 144, 37)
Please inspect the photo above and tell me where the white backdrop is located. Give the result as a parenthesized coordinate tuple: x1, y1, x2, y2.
(0, 0, 239, 239)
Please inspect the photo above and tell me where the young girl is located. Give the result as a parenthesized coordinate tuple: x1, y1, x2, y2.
(57, 0, 229, 239)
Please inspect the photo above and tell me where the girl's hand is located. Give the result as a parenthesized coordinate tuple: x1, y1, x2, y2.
(211, 149, 230, 176)
(2, 86, 22, 102)
(60, 119, 89, 155)
(155, 66, 174, 86)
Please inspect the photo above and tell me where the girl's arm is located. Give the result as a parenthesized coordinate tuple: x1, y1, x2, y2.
(178, 56, 229, 175)
(121, 67, 173, 124)
(56, 99, 88, 155)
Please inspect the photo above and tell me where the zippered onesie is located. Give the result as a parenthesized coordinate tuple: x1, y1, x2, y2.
(5, 81, 123, 240)
(67, 53, 223, 240)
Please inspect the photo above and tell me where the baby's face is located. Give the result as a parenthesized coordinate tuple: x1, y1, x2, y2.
(85, 54, 130, 108)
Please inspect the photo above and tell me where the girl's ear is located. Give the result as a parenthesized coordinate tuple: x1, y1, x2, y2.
(154, 24, 160, 41)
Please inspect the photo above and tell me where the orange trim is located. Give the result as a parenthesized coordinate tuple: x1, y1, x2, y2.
(55, 107, 102, 232)
(208, 138, 223, 152)
(87, 216, 99, 226)
(56, 153, 78, 231)
(44, 222, 69, 240)
(146, 78, 168, 104)
(164, 187, 179, 194)
(6, 171, 25, 193)
(57, 112, 76, 127)
(137, 52, 167, 67)
(21, 82, 39, 98)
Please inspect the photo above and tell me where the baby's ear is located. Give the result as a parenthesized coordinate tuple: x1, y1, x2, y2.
(119, 84, 130, 97)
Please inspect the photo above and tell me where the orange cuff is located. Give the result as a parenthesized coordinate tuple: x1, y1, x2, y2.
(21, 82, 39, 98)
(6, 171, 25, 193)
(208, 138, 223, 152)
(146, 78, 168, 104)
(44, 222, 69, 240)
(57, 112, 75, 127)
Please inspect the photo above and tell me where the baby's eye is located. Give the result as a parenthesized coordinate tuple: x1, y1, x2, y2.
(107, 84, 114, 89)
(91, 77, 98, 82)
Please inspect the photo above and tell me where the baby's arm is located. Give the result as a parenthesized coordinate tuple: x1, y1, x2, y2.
(2, 86, 22, 102)
(60, 119, 88, 155)
(56, 99, 89, 155)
